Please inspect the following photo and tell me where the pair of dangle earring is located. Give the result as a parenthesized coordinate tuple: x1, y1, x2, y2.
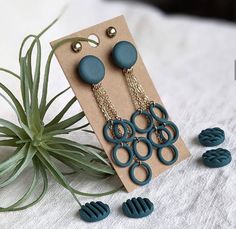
(77, 55, 152, 186)
(112, 41, 179, 166)
(76, 40, 180, 186)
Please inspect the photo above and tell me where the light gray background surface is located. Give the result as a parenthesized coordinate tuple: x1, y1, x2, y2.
(0, 0, 235, 228)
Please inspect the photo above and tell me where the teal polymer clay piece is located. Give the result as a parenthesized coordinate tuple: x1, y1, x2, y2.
(133, 137, 153, 161)
(112, 41, 137, 69)
(129, 162, 152, 185)
(131, 110, 154, 133)
(149, 103, 169, 123)
(202, 148, 232, 168)
(157, 145, 179, 165)
(113, 119, 136, 142)
(103, 119, 128, 144)
(147, 125, 172, 148)
(160, 121, 179, 144)
(79, 201, 110, 222)
(77, 55, 105, 85)
(122, 197, 154, 218)
(112, 143, 134, 167)
(198, 127, 225, 147)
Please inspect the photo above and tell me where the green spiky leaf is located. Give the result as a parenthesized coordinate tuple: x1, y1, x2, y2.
(0, 16, 122, 212)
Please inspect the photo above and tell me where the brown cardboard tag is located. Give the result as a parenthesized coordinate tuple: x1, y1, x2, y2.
(51, 15, 190, 192)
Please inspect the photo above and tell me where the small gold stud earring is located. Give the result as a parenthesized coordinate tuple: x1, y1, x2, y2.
(71, 41, 82, 53)
(106, 26, 117, 38)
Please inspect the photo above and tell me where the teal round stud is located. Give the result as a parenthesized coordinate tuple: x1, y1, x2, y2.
(129, 162, 152, 186)
(157, 144, 178, 165)
(202, 148, 231, 168)
(122, 197, 154, 219)
(198, 127, 225, 147)
(79, 201, 110, 222)
(77, 55, 105, 85)
(112, 41, 137, 69)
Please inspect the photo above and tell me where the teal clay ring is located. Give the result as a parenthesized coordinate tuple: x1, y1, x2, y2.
(131, 110, 153, 133)
(149, 103, 169, 123)
(103, 119, 128, 144)
(112, 143, 134, 167)
(113, 119, 135, 143)
(129, 162, 152, 186)
(202, 148, 231, 168)
(198, 127, 225, 147)
(157, 145, 178, 165)
(133, 137, 153, 161)
(148, 126, 172, 148)
(77, 55, 105, 85)
(112, 41, 137, 69)
(160, 121, 179, 144)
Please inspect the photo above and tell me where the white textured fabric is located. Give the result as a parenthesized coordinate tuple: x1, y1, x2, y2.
(0, 0, 236, 228)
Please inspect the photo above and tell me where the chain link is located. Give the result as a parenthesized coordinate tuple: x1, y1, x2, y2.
(123, 68, 150, 111)
(92, 83, 118, 121)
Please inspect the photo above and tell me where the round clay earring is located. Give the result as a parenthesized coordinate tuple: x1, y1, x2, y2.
(77, 55, 152, 185)
(77, 55, 134, 155)
(112, 41, 153, 134)
(112, 41, 179, 166)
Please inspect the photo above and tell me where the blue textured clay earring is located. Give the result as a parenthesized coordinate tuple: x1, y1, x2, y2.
(77, 55, 152, 186)
(112, 41, 179, 166)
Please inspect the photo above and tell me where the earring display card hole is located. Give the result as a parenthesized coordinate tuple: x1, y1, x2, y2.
(51, 15, 190, 192)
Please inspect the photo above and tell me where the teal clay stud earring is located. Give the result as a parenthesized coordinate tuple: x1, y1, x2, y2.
(112, 41, 137, 69)
(122, 197, 154, 218)
(77, 55, 105, 84)
(202, 148, 232, 168)
(198, 127, 225, 147)
(79, 201, 110, 222)
(112, 41, 179, 166)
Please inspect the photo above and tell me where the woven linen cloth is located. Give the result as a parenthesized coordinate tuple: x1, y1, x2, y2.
(0, 0, 235, 228)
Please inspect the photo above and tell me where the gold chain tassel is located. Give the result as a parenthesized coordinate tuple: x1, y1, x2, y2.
(123, 69, 150, 111)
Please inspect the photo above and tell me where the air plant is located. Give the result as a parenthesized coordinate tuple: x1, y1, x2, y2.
(0, 17, 123, 212)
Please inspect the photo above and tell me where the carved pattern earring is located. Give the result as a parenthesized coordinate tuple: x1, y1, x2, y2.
(112, 41, 179, 166)
(76, 55, 152, 186)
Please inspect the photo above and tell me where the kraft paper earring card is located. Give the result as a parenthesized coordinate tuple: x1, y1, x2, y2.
(51, 15, 190, 192)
